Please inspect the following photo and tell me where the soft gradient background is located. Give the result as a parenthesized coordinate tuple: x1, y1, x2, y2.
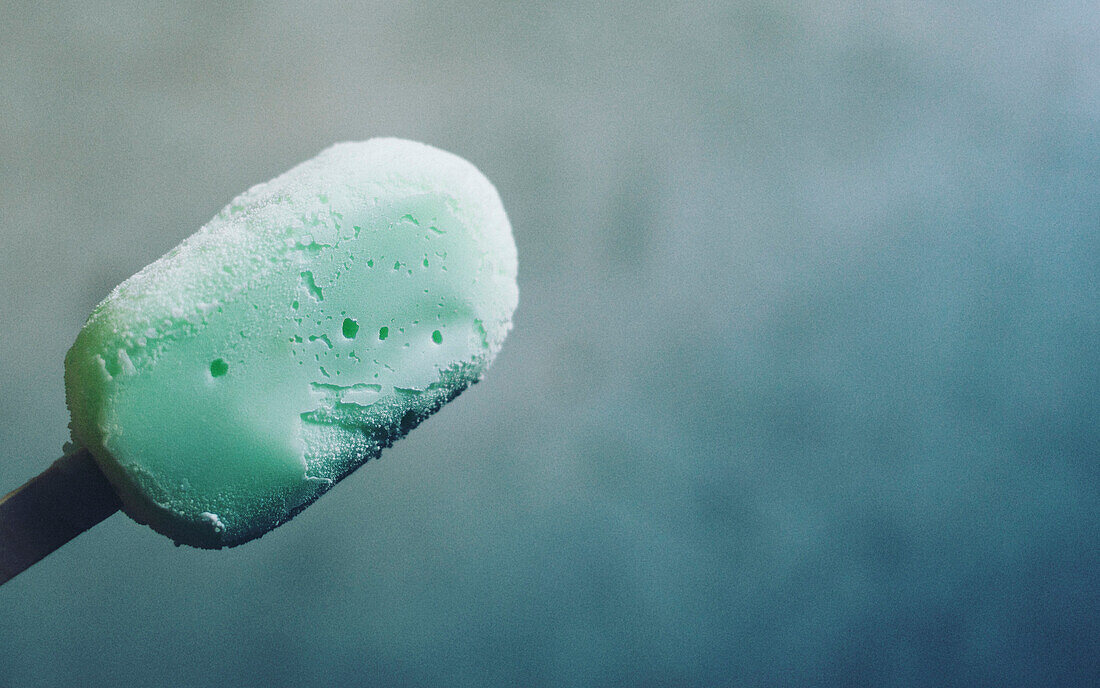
(1, 2, 1097, 686)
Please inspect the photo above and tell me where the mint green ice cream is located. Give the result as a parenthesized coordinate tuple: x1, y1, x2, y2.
(64, 139, 518, 548)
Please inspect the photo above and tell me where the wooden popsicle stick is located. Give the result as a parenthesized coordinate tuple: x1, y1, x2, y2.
(0, 448, 120, 585)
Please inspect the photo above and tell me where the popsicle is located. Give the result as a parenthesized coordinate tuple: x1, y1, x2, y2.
(0, 138, 518, 581)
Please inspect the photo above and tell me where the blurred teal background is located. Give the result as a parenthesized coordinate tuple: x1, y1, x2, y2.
(1, 2, 1097, 685)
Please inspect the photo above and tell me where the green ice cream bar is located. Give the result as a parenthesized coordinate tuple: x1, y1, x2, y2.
(63, 139, 518, 548)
